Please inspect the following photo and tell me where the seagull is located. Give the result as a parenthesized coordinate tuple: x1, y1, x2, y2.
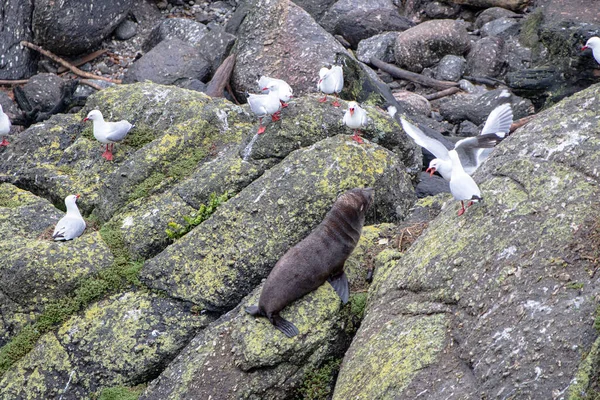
(247, 82, 282, 135)
(258, 76, 293, 108)
(317, 64, 343, 107)
(0, 104, 11, 147)
(582, 37, 600, 64)
(400, 103, 512, 181)
(449, 151, 482, 216)
(343, 101, 370, 144)
(52, 194, 86, 241)
(83, 110, 133, 161)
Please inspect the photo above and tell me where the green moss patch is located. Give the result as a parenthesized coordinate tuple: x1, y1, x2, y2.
(166, 192, 230, 240)
(299, 359, 342, 400)
(97, 385, 146, 400)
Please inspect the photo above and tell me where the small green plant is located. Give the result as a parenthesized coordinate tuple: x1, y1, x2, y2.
(97, 385, 146, 400)
(567, 282, 585, 290)
(299, 359, 342, 400)
(166, 192, 230, 240)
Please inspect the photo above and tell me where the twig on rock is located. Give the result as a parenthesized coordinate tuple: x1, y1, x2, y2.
(20, 41, 121, 84)
(370, 57, 459, 90)
(0, 79, 30, 85)
(80, 79, 104, 91)
(509, 115, 535, 133)
(56, 49, 108, 74)
(205, 54, 236, 99)
(424, 87, 462, 101)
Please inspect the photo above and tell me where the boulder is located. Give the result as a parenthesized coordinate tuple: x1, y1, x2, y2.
(291, 0, 337, 20)
(32, 0, 133, 56)
(465, 36, 506, 78)
(435, 54, 466, 82)
(0, 291, 212, 399)
(480, 17, 520, 39)
(19, 73, 66, 113)
(334, 81, 600, 399)
(197, 28, 236, 72)
(394, 19, 471, 73)
(0, 1, 36, 79)
(123, 39, 212, 85)
(392, 91, 432, 116)
(415, 172, 450, 198)
(475, 6, 519, 29)
(143, 18, 209, 53)
(319, 0, 413, 48)
(447, 0, 529, 11)
(114, 19, 138, 41)
(356, 32, 397, 64)
(141, 135, 417, 312)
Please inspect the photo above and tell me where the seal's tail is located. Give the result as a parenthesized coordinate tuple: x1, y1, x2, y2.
(273, 315, 299, 338)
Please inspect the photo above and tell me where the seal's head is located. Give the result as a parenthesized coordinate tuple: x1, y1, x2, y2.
(338, 187, 374, 215)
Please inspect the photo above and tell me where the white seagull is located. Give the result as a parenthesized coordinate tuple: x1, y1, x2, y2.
(53, 194, 86, 241)
(449, 151, 482, 216)
(247, 83, 282, 135)
(582, 37, 600, 64)
(0, 104, 11, 147)
(400, 103, 512, 181)
(317, 64, 343, 107)
(83, 109, 133, 161)
(343, 101, 370, 144)
(258, 76, 293, 108)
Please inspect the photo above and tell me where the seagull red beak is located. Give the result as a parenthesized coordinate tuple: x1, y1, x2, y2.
(426, 167, 436, 177)
(582, 45, 589, 51)
(83, 117, 89, 122)
(76, 194, 81, 199)
(262, 87, 268, 91)
(350, 108, 354, 116)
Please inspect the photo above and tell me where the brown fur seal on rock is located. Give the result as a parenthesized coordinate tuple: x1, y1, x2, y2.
(245, 187, 374, 337)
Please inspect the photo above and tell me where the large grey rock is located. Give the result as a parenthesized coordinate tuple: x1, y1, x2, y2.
(394, 19, 471, 73)
(197, 28, 236, 72)
(143, 18, 209, 53)
(334, 80, 600, 400)
(291, 0, 337, 20)
(480, 17, 520, 39)
(475, 6, 519, 29)
(123, 39, 211, 85)
(19, 73, 66, 113)
(435, 54, 466, 82)
(320, 0, 413, 48)
(465, 36, 506, 78)
(0, 1, 36, 79)
(32, 0, 133, 55)
(356, 32, 397, 64)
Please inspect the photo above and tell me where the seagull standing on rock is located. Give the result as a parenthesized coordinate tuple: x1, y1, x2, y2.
(248, 82, 282, 135)
(317, 64, 343, 107)
(449, 151, 482, 216)
(83, 109, 133, 161)
(582, 37, 600, 64)
(0, 105, 11, 147)
(258, 76, 293, 108)
(52, 194, 86, 241)
(343, 101, 370, 144)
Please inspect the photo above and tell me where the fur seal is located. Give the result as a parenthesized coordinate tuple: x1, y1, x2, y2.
(245, 187, 374, 337)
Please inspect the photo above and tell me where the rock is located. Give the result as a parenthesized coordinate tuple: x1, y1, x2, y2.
(457, 119, 479, 137)
(19, 73, 66, 113)
(174, 78, 207, 92)
(394, 19, 471, 73)
(0, 291, 212, 399)
(415, 172, 450, 197)
(319, 0, 413, 48)
(291, 0, 337, 20)
(465, 36, 506, 78)
(143, 18, 209, 53)
(123, 39, 211, 85)
(480, 17, 520, 39)
(0, 92, 21, 121)
(466, 88, 532, 125)
(437, 93, 477, 123)
(231, 0, 350, 96)
(392, 91, 431, 116)
(475, 6, 519, 29)
(424, 1, 461, 19)
(0, 1, 36, 79)
(141, 135, 417, 312)
(334, 81, 600, 399)
(356, 32, 397, 64)
(435, 55, 466, 82)
(32, 0, 133, 55)
(504, 37, 533, 73)
(114, 19, 138, 40)
(446, 0, 529, 11)
(196, 28, 236, 72)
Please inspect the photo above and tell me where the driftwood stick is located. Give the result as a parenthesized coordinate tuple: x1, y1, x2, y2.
(424, 87, 461, 101)
(205, 54, 236, 98)
(370, 57, 459, 90)
(226, 81, 240, 105)
(509, 115, 535, 133)
(57, 49, 108, 73)
(80, 79, 104, 91)
(0, 79, 30, 85)
(20, 41, 121, 84)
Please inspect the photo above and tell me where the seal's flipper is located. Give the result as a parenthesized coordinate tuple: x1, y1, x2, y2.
(328, 271, 349, 304)
(245, 305, 260, 315)
(272, 315, 299, 338)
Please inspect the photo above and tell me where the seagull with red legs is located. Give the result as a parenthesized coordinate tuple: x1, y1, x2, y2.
(247, 82, 282, 135)
(343, 101, 370, 144)
(448, 151, 482, 216)
(83, 109, 133, 161)
(317, 64, 343, 107)
(0, 104, 11, 147)
(257, 76, 293, 108)
(582, 37, 600, 64)
(52, 194, 86, 241)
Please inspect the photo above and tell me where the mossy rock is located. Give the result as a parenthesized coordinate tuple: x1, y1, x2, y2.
(334, 83, 600, 398)
(0, 291, 213, 399)
(141, 135, 416, 312)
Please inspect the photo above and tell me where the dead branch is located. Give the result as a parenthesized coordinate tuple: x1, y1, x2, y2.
(370, 57, 459, 90)
(509, 115, 535, 133)
(20, 41, 121, 84)
(205, 54, 236, 98)
(57, 49, 108, 73)
(424, 87, 461, 101)
(80, 79, 104, 91)
(0, 79, 30, 86)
